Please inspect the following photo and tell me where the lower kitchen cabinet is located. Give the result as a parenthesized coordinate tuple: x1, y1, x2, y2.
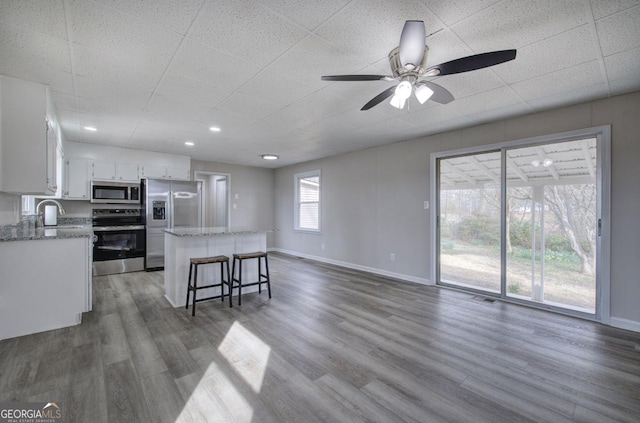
(0, 236, 92, 340)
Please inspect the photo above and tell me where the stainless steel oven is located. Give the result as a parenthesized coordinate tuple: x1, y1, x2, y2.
(92, 209, 145, 276)
(91, 181, 141, 204)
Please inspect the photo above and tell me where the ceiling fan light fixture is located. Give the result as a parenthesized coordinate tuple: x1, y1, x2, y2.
(389, 94, 406, 109)
(399, 20, 425, 70)
(415, 84, 434, 104)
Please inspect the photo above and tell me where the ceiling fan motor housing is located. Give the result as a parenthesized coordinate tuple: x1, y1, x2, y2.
(389, 45, 429, 78)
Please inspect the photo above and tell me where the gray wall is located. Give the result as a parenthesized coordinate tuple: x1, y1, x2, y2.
(191, 160, 276, 246)
(274, 90, 640, 327)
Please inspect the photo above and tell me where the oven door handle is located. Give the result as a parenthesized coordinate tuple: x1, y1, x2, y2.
(93, 225, 146, 231)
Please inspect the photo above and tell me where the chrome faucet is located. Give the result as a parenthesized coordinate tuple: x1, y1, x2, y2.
(35, 199, 66, 228)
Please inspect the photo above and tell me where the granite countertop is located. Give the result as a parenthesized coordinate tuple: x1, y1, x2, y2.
(0, 225, 93, 242)
(164, 227, 275, 237)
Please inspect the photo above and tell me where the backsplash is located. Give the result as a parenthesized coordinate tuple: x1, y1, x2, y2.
(0, 216, 91, 238)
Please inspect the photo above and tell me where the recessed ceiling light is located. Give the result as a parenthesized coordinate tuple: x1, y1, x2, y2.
(261, 154, 279, 160)
(185, 141, 194, 146)
(84, 126, 97, 131)
(209, 126, 221, 132)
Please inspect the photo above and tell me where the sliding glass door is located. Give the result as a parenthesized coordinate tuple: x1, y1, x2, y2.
(438, 151, 501, 293)
(435, 131, 605, 318)
(505, 139, 597, 313)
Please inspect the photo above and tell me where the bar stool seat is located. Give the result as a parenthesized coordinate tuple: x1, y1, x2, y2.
(186, 255, 230, 316)
(227, 251, 271, 307)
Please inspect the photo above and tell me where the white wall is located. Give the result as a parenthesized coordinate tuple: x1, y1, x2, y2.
(191, 160, 275, 246)
(274, 90, 640, 329)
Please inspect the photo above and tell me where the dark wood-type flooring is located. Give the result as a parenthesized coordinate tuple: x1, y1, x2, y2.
(1, 252, 639, 422)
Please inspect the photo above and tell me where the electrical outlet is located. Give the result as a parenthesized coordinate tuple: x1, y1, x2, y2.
(235, 193, 239, 200)
(321, 243, 325, 250)
(424, 201, 429, 209)
(390, 253, 395, 261)
(233, 203, 237, 210)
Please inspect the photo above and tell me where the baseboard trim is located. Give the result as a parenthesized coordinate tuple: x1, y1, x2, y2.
(609, 317, 640, 333)
(268, 248, 432, 286)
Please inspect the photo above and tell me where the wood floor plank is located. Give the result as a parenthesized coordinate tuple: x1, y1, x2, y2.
(104, 359, 152, 423)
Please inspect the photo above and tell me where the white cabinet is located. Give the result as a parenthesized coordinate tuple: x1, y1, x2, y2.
(91, 160, 139, 182)
(141, 165, 190, 180)
(0, 75, 61, 195)
(0, 236, 91, 340)
(64, 158, 90, 199)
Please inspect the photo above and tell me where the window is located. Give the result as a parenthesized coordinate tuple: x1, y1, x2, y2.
(295, 170, 321, 232)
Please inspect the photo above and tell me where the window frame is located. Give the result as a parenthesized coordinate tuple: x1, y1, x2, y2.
(294, 169, 321, 233)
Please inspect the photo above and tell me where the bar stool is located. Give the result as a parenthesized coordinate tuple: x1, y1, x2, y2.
(228, 251, 271, 307)
(185, 255, 230, 316)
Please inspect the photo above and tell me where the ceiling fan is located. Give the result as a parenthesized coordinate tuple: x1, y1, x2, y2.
(321, 20, 516, 111)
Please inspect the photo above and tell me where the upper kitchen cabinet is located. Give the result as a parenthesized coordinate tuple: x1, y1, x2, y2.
(140, 165, 190, 180)
(0, 75, 61, 195)
(64, 158, 90, 200)
(91, 160, 139, 182)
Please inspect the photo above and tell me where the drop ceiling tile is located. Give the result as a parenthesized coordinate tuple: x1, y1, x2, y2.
(167, 38, 256, 92)
(527, 83, 610, 111)
(315, 0, 441, 64)
(511, 60, 604, 100)
(73, 44, 163, 92)
(237, 69, 317, 108)
(93, 0, 206, 35)
(609, 76, 640, 95)
(429, 67, 506, 101)
(268, 90, 354, 129)
(421, 28, 475, 69)
(0, 26, 71, 73)
(155, 73, 228, 109)
(453, 0, 590, 52)
(267, 34, 369, 89)
(463, 102, 532, 127)
(74, 75, 152, 115)
(68, 0, 182, 68)
(397, 104, 465, 127)
(596, 5, 640, 55)
(142, 93, 211, 124)
(0, 0, 67, 40)
(259, 0, 350, 31)
(605, 46, 640, 81)
(215, 92, 284, 121)
(590, 0, 639, 19)
(493, 24, 599, 84)
(446, 86, 522, 117)
(420, 0, 502, 26)
(187, 0, 307, 66)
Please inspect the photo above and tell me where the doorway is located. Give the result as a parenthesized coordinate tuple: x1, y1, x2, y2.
(194, 171, 231, 228)
(432, 127, 610, 320)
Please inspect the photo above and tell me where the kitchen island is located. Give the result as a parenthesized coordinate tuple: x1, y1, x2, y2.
(163, 227, 272, 308)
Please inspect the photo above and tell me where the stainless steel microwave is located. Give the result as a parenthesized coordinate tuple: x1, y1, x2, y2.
(91, 181, 141, 204)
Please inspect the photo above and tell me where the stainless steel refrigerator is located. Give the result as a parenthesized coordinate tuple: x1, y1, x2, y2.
(144, 178, 202, 270)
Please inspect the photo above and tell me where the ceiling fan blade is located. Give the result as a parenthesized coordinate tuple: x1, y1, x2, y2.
(399, 20, 425, 70)
(425, 49, 517, 76)
(418, 81, 454, 104)
(361, 86, 397, 111)
(321, 75, 390, 81)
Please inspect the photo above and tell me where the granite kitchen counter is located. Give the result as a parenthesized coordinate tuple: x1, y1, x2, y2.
(164, 227, 274, 237)
(0, 225, 93, 242)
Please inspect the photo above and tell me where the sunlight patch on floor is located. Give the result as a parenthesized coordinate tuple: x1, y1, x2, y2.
(218, 321, 271, 393)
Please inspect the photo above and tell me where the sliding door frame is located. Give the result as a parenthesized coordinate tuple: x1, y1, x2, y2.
(430, 125, 611, 323)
